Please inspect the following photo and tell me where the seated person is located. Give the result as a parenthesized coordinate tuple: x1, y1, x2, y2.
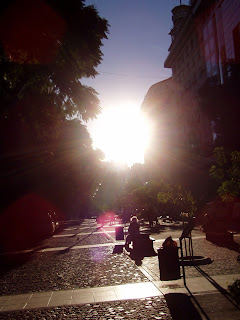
(125, 216, 140, 250)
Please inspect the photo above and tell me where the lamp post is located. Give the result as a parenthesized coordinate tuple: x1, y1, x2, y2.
(99, 182, 102, 212)
(92, 180, 103, 216)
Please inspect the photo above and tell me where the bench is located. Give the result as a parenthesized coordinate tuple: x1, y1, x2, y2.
(206, 231, 234, 243)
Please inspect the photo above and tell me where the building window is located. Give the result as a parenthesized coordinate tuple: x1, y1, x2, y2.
(212, 121, 217, 141)
(203, 16, 219, 78)
(189, 131, 199, 150)
(233, 23, 240, 62)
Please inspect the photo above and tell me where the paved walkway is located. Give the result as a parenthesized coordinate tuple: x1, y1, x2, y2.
(0, 219, 240, 319)
(1, 273, 240, 313)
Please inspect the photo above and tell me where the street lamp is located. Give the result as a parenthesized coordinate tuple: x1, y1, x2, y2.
(93, 181, 103, 212)
(99, 182, 102, 211)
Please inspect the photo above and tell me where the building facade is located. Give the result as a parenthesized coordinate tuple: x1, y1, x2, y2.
(142, 77, 212, 188)
(165, 0, 240, 87)
(142, 0, 240, 193)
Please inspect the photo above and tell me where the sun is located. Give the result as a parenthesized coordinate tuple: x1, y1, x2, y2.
(92, 101, 151, 167)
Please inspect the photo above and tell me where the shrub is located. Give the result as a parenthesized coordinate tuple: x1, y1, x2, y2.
(228, 279, 240, 304)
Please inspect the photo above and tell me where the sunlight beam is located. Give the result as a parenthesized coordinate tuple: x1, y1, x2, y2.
(91, 101, 151, 167)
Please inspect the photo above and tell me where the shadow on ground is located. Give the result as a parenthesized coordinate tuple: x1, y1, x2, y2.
(0, 252, 34, 273)
(0, 220, 85, 270)
(56, 224, 103, 255)
(195, 266, 240, 309)
(165, 293, 202, 320)
(129, 249, 157, 266)
(208, 238, 240, 253)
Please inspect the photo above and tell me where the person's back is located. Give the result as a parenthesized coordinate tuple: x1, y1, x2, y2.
(128, 218, 140, 236)
(125, 216, 140, 251)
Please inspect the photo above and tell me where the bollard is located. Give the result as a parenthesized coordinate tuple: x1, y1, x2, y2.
(115, 226, 124, 240)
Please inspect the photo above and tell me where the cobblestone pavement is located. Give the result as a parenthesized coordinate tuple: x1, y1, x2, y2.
(59, 227, 101, 235)
(41, 233, 113, 248)
(0, 223, 148, 295)
(48, 220, 100, 234)
(141, 231, 240, 281)
(0, 296, 172, 320)
(1, 219, 240, 319)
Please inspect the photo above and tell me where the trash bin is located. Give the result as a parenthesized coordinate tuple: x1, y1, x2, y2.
(115, 226, 124, 240)
(158, 246, 180, 281)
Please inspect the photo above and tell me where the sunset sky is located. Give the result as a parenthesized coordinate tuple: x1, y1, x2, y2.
(83, 0, 189, 166)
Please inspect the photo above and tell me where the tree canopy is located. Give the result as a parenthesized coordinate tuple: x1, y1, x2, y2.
(116, 179, 196, 223)
(210, 147, 240, 202)
(0, 0, 109, 216)
(0, 0, 109, 142)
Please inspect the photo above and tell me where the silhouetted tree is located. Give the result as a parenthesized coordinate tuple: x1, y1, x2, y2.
(210, 147, 240, 202)
(116, 180, 196, 224)
(91, 162, 129, 214)
(0, 0, 108, 138)
(38, 120, 105, 218)
(0, 0, 109, 214)
(157, 183, 196, 218)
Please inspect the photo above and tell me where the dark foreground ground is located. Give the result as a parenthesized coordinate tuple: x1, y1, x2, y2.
(0, 219, 240, 319)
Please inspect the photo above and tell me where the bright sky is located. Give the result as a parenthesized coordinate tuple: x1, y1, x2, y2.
(83, 0, 189, 166)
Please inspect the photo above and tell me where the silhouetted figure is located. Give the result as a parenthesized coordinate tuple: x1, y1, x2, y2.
(125, 216, 140, 251)
(149, 215, 154, 228)
(109, 213, 115, 226)
(201, 213, 214, 232)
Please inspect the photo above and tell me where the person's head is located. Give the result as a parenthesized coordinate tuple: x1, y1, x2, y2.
(131, 216, 138, 223)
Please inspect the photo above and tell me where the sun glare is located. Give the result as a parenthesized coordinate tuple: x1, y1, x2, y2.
(92, 102, 151, 167)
